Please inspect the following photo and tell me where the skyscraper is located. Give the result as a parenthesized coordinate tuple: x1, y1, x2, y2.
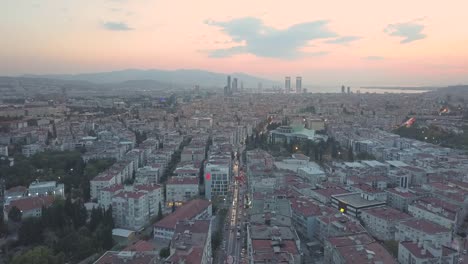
(296, 77, 302, 93)
(232, 78, 238, 93)
(224, 75, 232, 96)
(347, 86, 351, 94)
(341, 85, 345, 93)
(285, 77, 291, 92)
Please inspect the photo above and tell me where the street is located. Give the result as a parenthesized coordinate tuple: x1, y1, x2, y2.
(221, 147, 247, 264)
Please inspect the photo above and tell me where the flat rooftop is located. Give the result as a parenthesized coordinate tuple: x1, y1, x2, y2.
(332, 192, 386, 208)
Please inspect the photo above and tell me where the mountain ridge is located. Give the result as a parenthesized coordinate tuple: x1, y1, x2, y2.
(22, 69, 279, 88)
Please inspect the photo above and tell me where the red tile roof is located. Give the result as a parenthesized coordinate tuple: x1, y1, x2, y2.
(5, 186, 28, 194)
(123, 240, 156, 252)
(400, 218, 449, 234)
(94, 251, 157, 264)
(362, 207, 412, 221)
(290, 198, 322, 217)
(400, 241, 434, 259)
(6, 196, 54, 213)
(167, 176, 199, 185)
(154, 199, 211, 230)
(166, 247, 204, 264)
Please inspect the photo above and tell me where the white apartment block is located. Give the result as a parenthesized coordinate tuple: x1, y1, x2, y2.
(166, 176, 199, 206)
(90, 173, 117, 200)
(136, 166, 160, 184)
(360, 207, 413, 241)
(407, 198, 459, 229)
(111, 184, 162, 231)
(398, 241, 458, 264)
(395, 218, 452, 247)
(112, 190, 149, 231)
(22, 143, 44, 157)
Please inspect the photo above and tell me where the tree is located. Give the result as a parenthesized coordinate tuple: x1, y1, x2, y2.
(157, 202, 163, 221)
(11, 246, 64, 264)
(159, 247, 170, 259)
(383, 240, 399, 257)
(8, 206, 22, 223)
(18, 217, 43, 245)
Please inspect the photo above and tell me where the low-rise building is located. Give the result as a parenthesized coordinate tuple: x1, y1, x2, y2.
(28, 180, 64, 198)
(324, 233, 397, 264)
(398, 241, 458, 264)
(247, 225, 302, 264)
(94, 251, 159, 264)
(3, 196, 54, 221)
(153, 199, 212, 240)
(331, 192, 386, 218)
(166, 220, 212, 264)
(360, 206, 413, 241)
(4, 186, 28, 205)
(408, 197, 460, 229)
(386, 188, 421, 212)
(22, 143, 44, 157)
(396, 218, 452, 247)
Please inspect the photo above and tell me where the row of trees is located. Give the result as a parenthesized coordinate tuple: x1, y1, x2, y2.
(0, 150, 115, 200)
(394, 124, 468, 150)
(8, 198, 114, 263)
(245, 126, 377, 163)
(160, 136, 192, 201)
(211, 208, 228, 254)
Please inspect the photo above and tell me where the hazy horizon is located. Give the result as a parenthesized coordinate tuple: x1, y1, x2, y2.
(2, 0, 468, 86)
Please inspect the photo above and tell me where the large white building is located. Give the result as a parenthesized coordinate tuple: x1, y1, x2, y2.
(204, 162, 230, 200)
(28, 180, 65, 198)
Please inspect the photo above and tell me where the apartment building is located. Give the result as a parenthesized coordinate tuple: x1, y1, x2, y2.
(360, 206, 413, 241)
(166, 176, 199, 207)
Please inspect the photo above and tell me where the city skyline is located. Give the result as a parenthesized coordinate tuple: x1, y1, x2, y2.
(1, 0, 468, 86)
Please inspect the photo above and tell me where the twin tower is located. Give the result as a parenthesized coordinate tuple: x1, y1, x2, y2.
(285, 76, 302, 93)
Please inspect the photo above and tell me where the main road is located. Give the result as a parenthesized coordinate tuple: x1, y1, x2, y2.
(223, 148, 247, 264)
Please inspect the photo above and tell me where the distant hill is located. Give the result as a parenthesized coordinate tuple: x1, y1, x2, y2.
(23, 69, 279, 88)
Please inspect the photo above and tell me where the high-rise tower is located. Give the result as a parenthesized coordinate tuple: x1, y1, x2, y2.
(232, 78, 238, 93)
(296, 77, 302, 93)
(285, 77, 291, 92)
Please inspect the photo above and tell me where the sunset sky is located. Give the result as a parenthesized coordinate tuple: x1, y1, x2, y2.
(1, 0, 468, 86)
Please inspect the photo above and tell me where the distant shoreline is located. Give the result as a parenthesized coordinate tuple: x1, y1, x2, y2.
(359, 86, 440, 91)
